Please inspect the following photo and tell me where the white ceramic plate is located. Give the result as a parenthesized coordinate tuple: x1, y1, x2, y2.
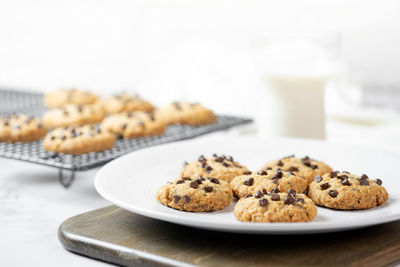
(95, 136, 400, 234)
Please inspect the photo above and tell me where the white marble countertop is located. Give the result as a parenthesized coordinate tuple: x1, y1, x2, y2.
(1, 118, 400, 266)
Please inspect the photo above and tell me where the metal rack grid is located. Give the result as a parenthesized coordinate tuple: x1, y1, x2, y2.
(0, 89, 252, 187)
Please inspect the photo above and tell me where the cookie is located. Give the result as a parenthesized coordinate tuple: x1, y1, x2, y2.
(261, 155, 332, 184)
(101, 111, 166, 139)
(42, 103, 105, 128)
(308, 171, 388, 210)
(156, 102, 216, 125)
(230, 168, 308, 198)
(103, 93, 154, 114)
(234, 190, 317, 223)
(156, 176, 233, 212)
(0, 114, 47, 143)
(44, 89, 98, 108)
(43, 125, 115, 154)
(180, 154, 248, 183)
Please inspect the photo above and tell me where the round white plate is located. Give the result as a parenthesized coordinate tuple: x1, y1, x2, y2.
(95, 136, 400, 234)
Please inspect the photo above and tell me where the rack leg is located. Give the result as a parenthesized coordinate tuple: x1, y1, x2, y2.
(58, 169, 75, 188)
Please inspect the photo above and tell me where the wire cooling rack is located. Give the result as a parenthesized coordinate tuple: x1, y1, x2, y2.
(0, 88, 252, 187)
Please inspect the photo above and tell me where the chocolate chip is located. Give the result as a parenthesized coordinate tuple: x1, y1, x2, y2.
(243, 171, 252, 175)
(3, 120, 9, 126)
(60, 135, 66, 140)
(271, 179, 279, 184)
(121, 123, 127, 130)
(341, 178, 351, 186)
(94, 127, 101, 134)
(343, 171, 350, 174)
(259, 198, 268, 207)
(205, 166, 213, 173)
(314, 175, 322, 183)
(227, 156, 234, 162)
(310, 165, 318, 170)
(183, 161, 188, 166)
(271, 193, 280, 201)
(296, 198, 305, 204)
(195, 177, 203, 184)
(176, 180, 185, 184)
(329, 190, 338, 198)
(204, 186, 213, 192)
(320, 182, 330, 190)
(50, 136, 56, 140)
(173, 195, 181, 203)
(222, 162, 230, 167)
(360, 179, 369, 186)
(244, 194, 253, 198)
(234, 164, 243, 169)
(361, 174, 369, 180)
(277, 160, 284, 167)
(198, 155, 206, 162)
(215, 157, 224, 162)
(254, 191, 263, 198)
(284, 196, 296, 205)
(270, 187, 280, 194)
(201, 162, 207, 168)
(189, 181, 199, 189)
(182, 177, 191, 181)
(375, 179, 382, 185)
(210, 178, 220, 184)
(257, 170, 267, 175)
(330, 171, 338, 178)
(262, 188, 268, 195)
(271, 170, 283, 180)
(287, 189, 296, 197)
(213, 153, 217, 157)
(288, 166, 299, 172)
(337, 175, 349, 180)
(183, 195, 191, 203)
(243, 178, 254, 186)
(149, 113, 155, 121)
(283, 154, 295, 159)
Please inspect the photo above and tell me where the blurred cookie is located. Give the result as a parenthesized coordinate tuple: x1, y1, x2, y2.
(103, 93, 154, 114)
(234, 190, 317, 223)
(156, 101, 216, 125)
(261, 155, 332, 184)
(156, 176, 233, 212)
(230, 168, 308, 198)
(42, 104, 105, 128)
(180, 154, 248, 183)
(308, 171, 388, 210)
(0, 114, 46, 143)
(44, 89, 98, 108)
(101, 111, 166, 139)
(43, 125, 115, 154)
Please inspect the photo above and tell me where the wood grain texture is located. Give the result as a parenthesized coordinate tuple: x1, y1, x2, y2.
(58, 206, 400, 267)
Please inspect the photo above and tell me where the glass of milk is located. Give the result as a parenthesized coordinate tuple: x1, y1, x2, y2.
(254, 32, 339, 139)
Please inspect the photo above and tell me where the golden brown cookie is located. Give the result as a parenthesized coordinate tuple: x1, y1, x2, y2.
(102, 93, 154, 114)
(234, 190, 317, 223)
(308, 171, 388, 210)
(156, 101, 216, 125)
(230, 169, 308, 198)
(0, 114, 47, 143)
(101, 111, 166, 139)
(42, 103, 105, 128)
(44, 89, 98, 108)
(156, 176, 233, 212)
(180, 154, 248, 183)
(43, 125, 115, 154)
(261, 155, 332, 184)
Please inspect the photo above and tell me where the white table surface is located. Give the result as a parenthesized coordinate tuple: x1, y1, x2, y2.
(1, 118, 400, 266)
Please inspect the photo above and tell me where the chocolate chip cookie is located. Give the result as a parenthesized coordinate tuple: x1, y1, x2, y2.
(102, 93, 154, 114)
(308, 171, 388, 210)
(234, 190, 317, 222)
(156, 177, 233, 212)
(44, 89, 99, 108)
(42, 103, 105, 128)
(230, 168, 308, 198)
(180, 154, 248, 183)
(101, 111, 166, 139)
(0, 114, 47, 143)
(261, 155, 332, 184)
(156, 101, 216, 125)
(43, 125, 115, 154)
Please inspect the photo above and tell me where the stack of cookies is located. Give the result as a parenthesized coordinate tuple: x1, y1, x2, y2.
(0, 88, 217, 155)
(156, 154, 389, 223)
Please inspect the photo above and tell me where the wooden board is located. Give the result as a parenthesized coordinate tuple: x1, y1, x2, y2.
(59, 206, 400, 267)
